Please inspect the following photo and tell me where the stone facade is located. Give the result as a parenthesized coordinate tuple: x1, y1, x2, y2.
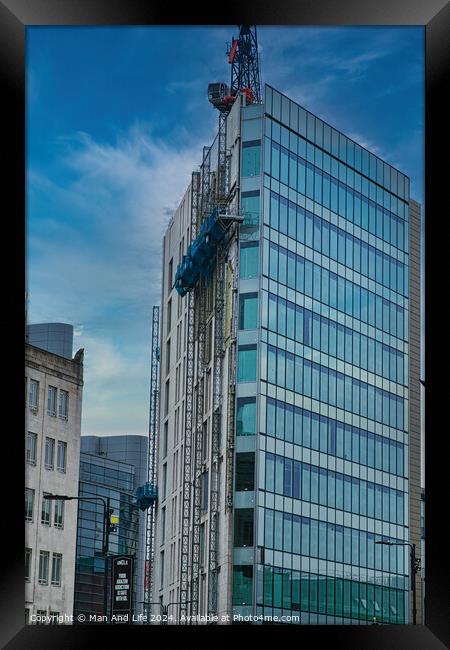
(25, 343, 84, 624)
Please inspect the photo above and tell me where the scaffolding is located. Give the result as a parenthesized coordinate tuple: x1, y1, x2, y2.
(179, 171, 201, 618)
(190, 146, 211, 619)
(144, 305, 160, 615)
(174, 24, 261, 623)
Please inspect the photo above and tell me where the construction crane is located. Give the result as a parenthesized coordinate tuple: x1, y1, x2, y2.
(207, 25, 261, 114)
(175, 24, 261, 623)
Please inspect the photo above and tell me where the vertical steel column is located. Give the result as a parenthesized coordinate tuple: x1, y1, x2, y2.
(179, 171, 200, 619)
(145, 306, 160, 617)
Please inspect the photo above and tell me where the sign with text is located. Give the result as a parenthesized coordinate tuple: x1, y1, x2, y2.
(111, 555, 134, 619)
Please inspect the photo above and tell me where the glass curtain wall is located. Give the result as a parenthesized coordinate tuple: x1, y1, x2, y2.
(246, 85, 409, 624)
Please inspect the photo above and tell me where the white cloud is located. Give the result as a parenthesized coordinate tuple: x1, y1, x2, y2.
(28, 123, 211, 434)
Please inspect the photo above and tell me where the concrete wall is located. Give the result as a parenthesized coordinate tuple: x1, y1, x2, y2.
(25, 344, 83, 623)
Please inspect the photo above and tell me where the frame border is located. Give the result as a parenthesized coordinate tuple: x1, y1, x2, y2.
(1, 0, 448, 647)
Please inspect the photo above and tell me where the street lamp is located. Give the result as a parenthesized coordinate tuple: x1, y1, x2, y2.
(137, 600, 192, 625)
(163, 601, 192, 625)
(375, 540, 421, 624)
(44, 494, 116, 618)
(137, 600, 165, 624)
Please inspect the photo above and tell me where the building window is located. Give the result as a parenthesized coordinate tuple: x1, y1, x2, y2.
(242, 140, 261, 177)
(25, 488, 34, 521)
(239, 293, 258, 330)
(161, 507, 166, 545)
(41, 493, 52, 526)
(54, 499, 65, 529)
(232, 565, 253, 605)
(162, 421, 168, 459)
(241, 191, 260, 226)
(167, 298, 172, 334)
(25, 609, 30, 625)
(201, 471, 209, 512)
(234, 509, 254, 547)
(235, 453, 255, 491)
(47, 386, 57, 416)
(236, 398, 257, 436)
(25, 548, 32, 581)
(51, 553, 62, 586)
(165, 379, 170, 416)
(240, 242, 259, 279)
(26, 432, 37, 465)
(162, 463, 167, 501)
(237, 345, 257, 383)
(49, 612, 59, 625)
(38, 551, 49, 585)
(166, 339, 171, 376)
(28, 380, 39, 411)
(168, 258, 173, 295)
(160, 550, 165, 589)
(58, 390, 69, 420)
(45, 437, 55, 470)
(199, 523, 206, 567)
(202, 421, 208, 463)
(56, 441, 67, 473)
(36, 610, 47, 623)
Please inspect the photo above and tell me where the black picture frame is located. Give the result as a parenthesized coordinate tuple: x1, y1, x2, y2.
(2, 1, 448, 648)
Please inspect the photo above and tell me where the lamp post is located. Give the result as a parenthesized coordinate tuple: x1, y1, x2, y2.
(163, 601, 192, 625)
(375, 540, 421, 624)
(44, 494, 115, 619)
(137, 600, 163, 624)
(137, 600, 191, 625)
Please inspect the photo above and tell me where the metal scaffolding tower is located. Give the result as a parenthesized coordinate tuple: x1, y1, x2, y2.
(180, 171, 201, 618)
(144, 305, 160, 615)
(175, 23, 261, 623)
(190, 146, 211, 619)
(207, 110, 229, 616)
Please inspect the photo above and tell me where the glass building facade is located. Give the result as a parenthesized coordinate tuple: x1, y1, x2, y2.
(74, 452, 140, 621)
(232, 85, 412, 624)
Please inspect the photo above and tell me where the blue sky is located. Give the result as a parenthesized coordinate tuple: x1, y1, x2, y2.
(26, 26, 424, 436)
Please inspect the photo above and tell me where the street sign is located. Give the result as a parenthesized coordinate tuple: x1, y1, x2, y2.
(111, 555, 134, 622)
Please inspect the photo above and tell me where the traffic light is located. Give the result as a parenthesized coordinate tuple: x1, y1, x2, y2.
(108, 508, 118, 533)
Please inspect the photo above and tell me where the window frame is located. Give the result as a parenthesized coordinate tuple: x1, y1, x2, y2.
(47, 386, 57, 417)
(45, 437, 55, 470)
(28, 379, 39, 411)
(56, 440, 67, 473)
(58, 389, 69, 420)
(25, 488, 34, 522)
(38, 550, 49, 585)
(26, 431, 37, 465)
(51, 552, 62, 587)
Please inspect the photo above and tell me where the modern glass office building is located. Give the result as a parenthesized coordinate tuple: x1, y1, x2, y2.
(155, 84, 421, 625)
(73, 450, 140, 620)
(236, 84, 420, 624)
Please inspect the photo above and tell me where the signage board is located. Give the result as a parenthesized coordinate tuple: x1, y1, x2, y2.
(111, 555, 134, 620)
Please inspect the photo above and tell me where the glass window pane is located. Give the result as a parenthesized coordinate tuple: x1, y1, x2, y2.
(242, 141, 261, 177)
(240, 243, 259, 279)
(237, 398, 257, 436)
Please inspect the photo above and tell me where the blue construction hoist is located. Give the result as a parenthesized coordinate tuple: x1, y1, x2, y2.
(132, 482, 158, 511)
(174, 207, 243, 297)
